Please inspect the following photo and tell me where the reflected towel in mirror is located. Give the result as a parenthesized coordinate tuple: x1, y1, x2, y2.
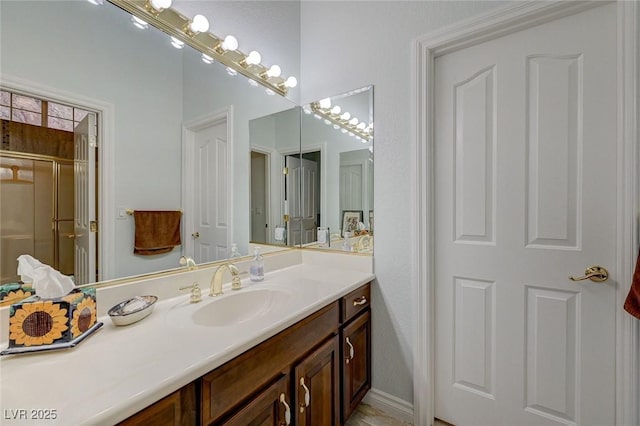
(133, 210, 181, 255)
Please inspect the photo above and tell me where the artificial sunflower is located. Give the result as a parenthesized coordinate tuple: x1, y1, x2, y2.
(2, 288, 33, 303)
(9, 301, 68, 346)
(71, 297, 97, 338)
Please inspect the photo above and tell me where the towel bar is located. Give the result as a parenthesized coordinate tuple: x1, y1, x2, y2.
(126, 209, 182, 215)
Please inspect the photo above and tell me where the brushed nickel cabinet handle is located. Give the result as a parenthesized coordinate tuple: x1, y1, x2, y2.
(353, 296, 367, 306)
(345, 337, 355, 364)
(299, 377, 310, 413)
(279, 393, 291, 425)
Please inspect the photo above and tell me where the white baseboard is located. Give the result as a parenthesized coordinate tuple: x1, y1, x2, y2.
(362, 388, 414, 424)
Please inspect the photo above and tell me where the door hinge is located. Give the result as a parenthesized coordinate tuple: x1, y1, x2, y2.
(283, 167, 288, 175)
(90, 221, 98, 233)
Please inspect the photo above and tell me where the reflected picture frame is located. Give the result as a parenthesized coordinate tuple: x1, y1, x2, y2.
(341, 210, 363, 237)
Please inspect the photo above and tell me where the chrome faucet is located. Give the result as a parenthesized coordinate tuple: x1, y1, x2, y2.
(210, 263, 241, 296)
(179, 256, 197, 271)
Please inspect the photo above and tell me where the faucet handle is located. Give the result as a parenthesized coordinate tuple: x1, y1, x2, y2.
(179, 282, 202, 303)
(231, 276, 242, 290)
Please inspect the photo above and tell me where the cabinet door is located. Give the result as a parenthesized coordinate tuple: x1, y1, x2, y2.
(118, 382, 196, 426)
(342, 311, 371, 421)
(222, 375, 292, 426)
(294, 335, 340, 426)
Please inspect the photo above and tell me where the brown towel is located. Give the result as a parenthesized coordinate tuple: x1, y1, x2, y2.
(133, 210, 181, 255)
(624, 250, 640, 319)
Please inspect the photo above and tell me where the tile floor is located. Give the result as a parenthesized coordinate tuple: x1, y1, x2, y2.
(345, 403, 452, 426)
(345, 403, 412, 426)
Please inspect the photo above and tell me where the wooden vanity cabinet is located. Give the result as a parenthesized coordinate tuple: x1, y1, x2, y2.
(340, 284, 372, 422)
(203, 302, 340, 425)
(120, 282, 372, 426)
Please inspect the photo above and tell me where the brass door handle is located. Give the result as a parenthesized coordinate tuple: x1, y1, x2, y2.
(569, 266, 609, 282)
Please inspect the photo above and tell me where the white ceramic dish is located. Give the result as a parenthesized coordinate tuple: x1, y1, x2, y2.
(108, 295, 157, 326)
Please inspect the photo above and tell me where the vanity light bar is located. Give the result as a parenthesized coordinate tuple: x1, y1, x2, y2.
(309, 102, 373, 142)
(106, 0, 294, 96)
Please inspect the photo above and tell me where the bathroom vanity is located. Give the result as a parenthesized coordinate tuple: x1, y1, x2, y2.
(0, 250, 373, 425)
(121, 283, 370, 425)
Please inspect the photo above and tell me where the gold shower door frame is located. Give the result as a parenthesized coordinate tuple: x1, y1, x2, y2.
(0, 150, 76, 280)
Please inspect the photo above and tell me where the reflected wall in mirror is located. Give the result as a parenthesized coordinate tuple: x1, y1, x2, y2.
(299, 86, 374, 253)
(0, 0, 298, 303)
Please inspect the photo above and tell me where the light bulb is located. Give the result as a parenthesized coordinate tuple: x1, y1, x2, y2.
(265, 89, 275, 96)
(349, 117, 359, 126)
(340, 112, 351, 121)
(189, 14, 209, 34)
(319, 98, 332, 109)
(201, 54, 214, 64)
(266, 65, 281, 78)
(221, 35, 238, 51)
(333, 125, 340, 130)
(248, 78, 259, 87)
(171, 36, 184, 49)
(245, 51, 261, 66)
(357, 122, 366, 130)
(314, 114, 322, 120)
(87, 0, 104, 5)
(341, 129, 348, 134)
(131, 16, 148, 29)
(226, 67, 238, 76)
(149, 0, 171, 11)
(284, 76, 297, 88)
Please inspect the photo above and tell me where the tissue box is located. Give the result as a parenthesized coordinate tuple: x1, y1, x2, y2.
(7, 288, 97, 348)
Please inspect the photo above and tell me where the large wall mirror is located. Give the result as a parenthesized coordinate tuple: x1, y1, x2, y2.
(248, 86, 374, 253)
(0, 0, 372, 306)
(298, 87, 374, 253)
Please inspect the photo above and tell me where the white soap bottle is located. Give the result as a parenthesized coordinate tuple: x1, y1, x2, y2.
(249, 246, 264, 282)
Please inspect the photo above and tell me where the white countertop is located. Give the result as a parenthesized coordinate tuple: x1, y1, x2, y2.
(0, 258, 374, 425)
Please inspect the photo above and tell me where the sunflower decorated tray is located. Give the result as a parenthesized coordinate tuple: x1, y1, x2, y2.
(1, 288, 103, 356)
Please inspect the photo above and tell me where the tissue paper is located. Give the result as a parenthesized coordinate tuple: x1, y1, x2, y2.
(17, 255, 75, 299)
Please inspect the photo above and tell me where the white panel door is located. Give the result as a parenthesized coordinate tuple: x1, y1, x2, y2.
(286, 155, 302, 246)
(434, 4, 617, 426)
(300, 157, 318, 244)
(73, 114, 96, 285)
(192, 120, 229, 263)
(339, 163, 364, 213)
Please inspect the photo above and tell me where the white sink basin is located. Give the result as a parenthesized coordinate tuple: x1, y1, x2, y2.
(170, 287, 293, 328)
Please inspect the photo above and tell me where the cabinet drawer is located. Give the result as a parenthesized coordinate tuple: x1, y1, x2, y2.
(341, 283, 370, 323)
(119, 382, 196, 426)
